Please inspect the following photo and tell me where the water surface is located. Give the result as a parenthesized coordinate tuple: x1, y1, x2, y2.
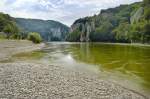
(13, 42, 150, 94)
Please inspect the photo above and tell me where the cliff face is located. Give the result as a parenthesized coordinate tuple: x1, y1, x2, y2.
(130, 7, 144, 24)
(70, 11, 117, 42)
(71, 19, 95, 42)
(15, 18, 70, 41)
(69, 2, 142, 42)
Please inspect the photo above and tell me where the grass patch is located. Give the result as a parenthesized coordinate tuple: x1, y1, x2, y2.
(13, 51, 45, 60)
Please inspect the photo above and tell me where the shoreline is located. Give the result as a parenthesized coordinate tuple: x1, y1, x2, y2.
(48, 41, 150, 47)
(0, 40, 45, 62)
(93, 42, 150, 47)
(0, 40, 149, 98)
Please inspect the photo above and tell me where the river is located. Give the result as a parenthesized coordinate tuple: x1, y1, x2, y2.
(12, 42, 150, 96)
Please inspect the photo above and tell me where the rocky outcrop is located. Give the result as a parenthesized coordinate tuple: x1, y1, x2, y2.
(130, 7, 144, 24)
(71, 19, 95, 42)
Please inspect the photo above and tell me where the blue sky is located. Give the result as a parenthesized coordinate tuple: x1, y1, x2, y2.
(0, 0, 142, 26)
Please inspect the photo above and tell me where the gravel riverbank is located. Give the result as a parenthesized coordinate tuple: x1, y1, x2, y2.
(0, 63, 148, 99)
(0, 40, 44, 61)
(0, 40, 148, 99)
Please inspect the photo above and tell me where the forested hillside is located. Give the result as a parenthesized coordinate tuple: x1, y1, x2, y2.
(0, 13, 19, 39)
(67, 0, 150, 43)
(0, 13, 70, 41)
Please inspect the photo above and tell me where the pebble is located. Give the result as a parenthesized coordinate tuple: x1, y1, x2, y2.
(0, 63, 148, 99)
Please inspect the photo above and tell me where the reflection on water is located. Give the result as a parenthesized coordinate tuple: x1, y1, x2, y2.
(68, 43, 150, 92)
(63, 54, 74, 63)
(13, 42, 150, 94)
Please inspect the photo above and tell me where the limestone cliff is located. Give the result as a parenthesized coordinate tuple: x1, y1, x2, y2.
(71, 19, 95, 42)
(130, 7, 144, 24)
(68, 2, 142, 42)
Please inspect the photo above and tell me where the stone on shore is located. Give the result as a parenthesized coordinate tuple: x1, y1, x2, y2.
(0, 63, 147, 99)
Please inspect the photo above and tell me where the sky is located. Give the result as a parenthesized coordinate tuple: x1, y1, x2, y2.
(0, 0, 142, 26)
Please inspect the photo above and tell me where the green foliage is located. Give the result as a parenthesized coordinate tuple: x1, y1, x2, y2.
(113, 22, 131, 42)
(66, 30, 81, 42)
(143, 21, 150, 42)
(144, 6, 150, 20)
(68, 1, 150, 44)
(90, 22, 114, 41)
(113, 18, 150, 43)
(27, 32, 42, 44)
(143, 0, 150, 6)
(3, 24, 12, 34)
(68, 2, 143, 42)
(3, 22, 19, 39)
(129, 25, 142, 43)
(143, 0, 150, 20)
(0, 13, 19, 39)
(13, 51, 45, 60)
(0, 13, 11, 31)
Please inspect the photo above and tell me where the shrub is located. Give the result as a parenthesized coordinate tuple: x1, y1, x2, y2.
(27, 32, 42, 44)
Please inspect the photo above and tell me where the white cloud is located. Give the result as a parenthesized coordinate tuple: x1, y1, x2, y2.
(0, 0, 142, 26)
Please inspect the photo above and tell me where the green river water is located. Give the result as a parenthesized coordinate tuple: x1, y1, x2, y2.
(13, 42, 150, 95)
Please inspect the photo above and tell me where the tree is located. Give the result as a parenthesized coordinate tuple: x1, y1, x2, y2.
(0, 16, 6, 31)
(143, 21, 150, 43)
(3, 24, 13, 39)
(66, 30, 81, 42)
(90, 21, 114, 42)
(3, 22, 19, 39)
(144, 6, 150, 20)
(113, 22, 131, 42)
(143, 0, 150, 6)
(27, 32, 42, 43)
